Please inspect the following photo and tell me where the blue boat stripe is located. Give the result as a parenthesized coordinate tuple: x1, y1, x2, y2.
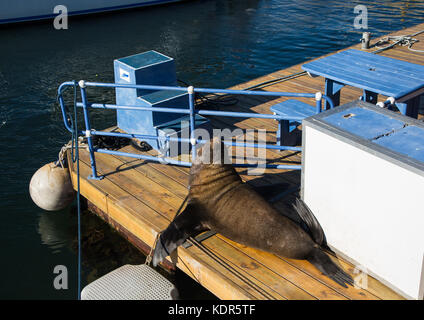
(0, 0, 180, 24)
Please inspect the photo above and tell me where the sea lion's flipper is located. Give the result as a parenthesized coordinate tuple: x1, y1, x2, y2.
(308, 247, 354, 288)
(293, 198, 328, 248)
(152, 204, 207, 267)
(251, 183, 290, 200)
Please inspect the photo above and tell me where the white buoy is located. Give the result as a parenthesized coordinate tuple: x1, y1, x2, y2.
(29, 162, 75, 211)
(81, 264, 179, 300)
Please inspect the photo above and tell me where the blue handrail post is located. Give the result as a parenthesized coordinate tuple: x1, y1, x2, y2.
(323, 95, 334, 109)
(57, 87, 74, 133)
(188, 86, 196, 161)
(79, 80, 104, 180)
(315, 92, 322, 113)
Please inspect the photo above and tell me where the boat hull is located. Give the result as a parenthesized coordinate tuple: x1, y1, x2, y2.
(0, 0, 183, 24)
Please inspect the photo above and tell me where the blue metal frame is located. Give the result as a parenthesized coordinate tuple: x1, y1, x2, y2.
(57, 81, 334, 179)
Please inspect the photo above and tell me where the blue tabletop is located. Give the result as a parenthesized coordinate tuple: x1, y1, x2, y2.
(302, 49, 424, 99)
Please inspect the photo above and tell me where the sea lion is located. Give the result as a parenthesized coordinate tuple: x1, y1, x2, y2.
(152, 138, 353, 287)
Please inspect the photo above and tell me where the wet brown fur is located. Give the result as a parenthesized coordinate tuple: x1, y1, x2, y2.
(153, 138, 353, 287)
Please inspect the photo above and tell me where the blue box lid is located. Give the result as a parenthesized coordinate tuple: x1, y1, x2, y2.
(140, 90, 186, 104)
(321, 107, 405, 140)
(117, 51, 172, 69)
(373, 126, 424, 162)
(318, 103, 424, 163)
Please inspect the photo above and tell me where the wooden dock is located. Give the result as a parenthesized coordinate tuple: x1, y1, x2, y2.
(67, 23, 424, 300)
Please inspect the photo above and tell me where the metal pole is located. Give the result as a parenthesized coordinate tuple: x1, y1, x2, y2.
(57, 83, 75, 133)
(188, 86, 196, 161)
(79, 80, 103, 180)
(361, 32, 371, 49)
(315, 92, 322, 113)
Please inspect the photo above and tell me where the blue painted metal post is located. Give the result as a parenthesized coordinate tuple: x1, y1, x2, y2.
(396, 96, 420, 118)
(57, 88, 75, 133)
(324, 79, 344, 110)
(363, 90, 378, 104)
(79, 80, 103, 180)
(188, 86, 196, 161)
(315, 92, 322, 113)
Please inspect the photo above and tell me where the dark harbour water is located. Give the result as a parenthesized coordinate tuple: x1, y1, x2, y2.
(0, 0, 423, 300)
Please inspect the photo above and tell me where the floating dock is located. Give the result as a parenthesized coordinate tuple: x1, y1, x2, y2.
(67, 23, 424, 300)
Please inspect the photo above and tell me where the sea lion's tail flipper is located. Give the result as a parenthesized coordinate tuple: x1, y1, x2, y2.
(308, 247, 354, 288)
(152, 204, 206, 267)
(293, 198, 329, 249)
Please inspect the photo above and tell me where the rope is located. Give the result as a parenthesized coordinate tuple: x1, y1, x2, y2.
(178, 79, 239, 110)
(56, 81, 85, 299)
(72, 81, 82, 300)
(63, 80, 83, 300)
(177, 70, 308, 112)
(372, 29, 424, 54)
(243, 71, 308, 91)
(56, 139, 88, 169)
(145, 232, 161, 266)
(56, 143, 71, 169)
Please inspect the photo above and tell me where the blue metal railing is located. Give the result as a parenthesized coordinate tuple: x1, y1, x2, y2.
(57, 80, 334, 179)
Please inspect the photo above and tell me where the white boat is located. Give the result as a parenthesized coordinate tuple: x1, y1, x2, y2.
(0, 0, 183, 24)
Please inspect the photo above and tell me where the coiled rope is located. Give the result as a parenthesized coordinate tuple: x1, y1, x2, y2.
(372, 29, 424, 54)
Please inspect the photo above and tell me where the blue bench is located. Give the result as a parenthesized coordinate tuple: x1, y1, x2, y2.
(270, 99, 319, 147)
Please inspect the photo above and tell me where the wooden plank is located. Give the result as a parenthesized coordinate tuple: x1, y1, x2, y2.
(219, 237, 348, 300)
(201, 236, 314, 300)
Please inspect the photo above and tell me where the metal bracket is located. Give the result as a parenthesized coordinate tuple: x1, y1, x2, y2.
(87, 174, 104, 180)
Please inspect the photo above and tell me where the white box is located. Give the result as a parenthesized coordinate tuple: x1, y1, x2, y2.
(301, 101, 424, 299)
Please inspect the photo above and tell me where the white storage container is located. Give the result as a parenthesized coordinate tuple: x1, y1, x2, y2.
(301, 100, 424, 300)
